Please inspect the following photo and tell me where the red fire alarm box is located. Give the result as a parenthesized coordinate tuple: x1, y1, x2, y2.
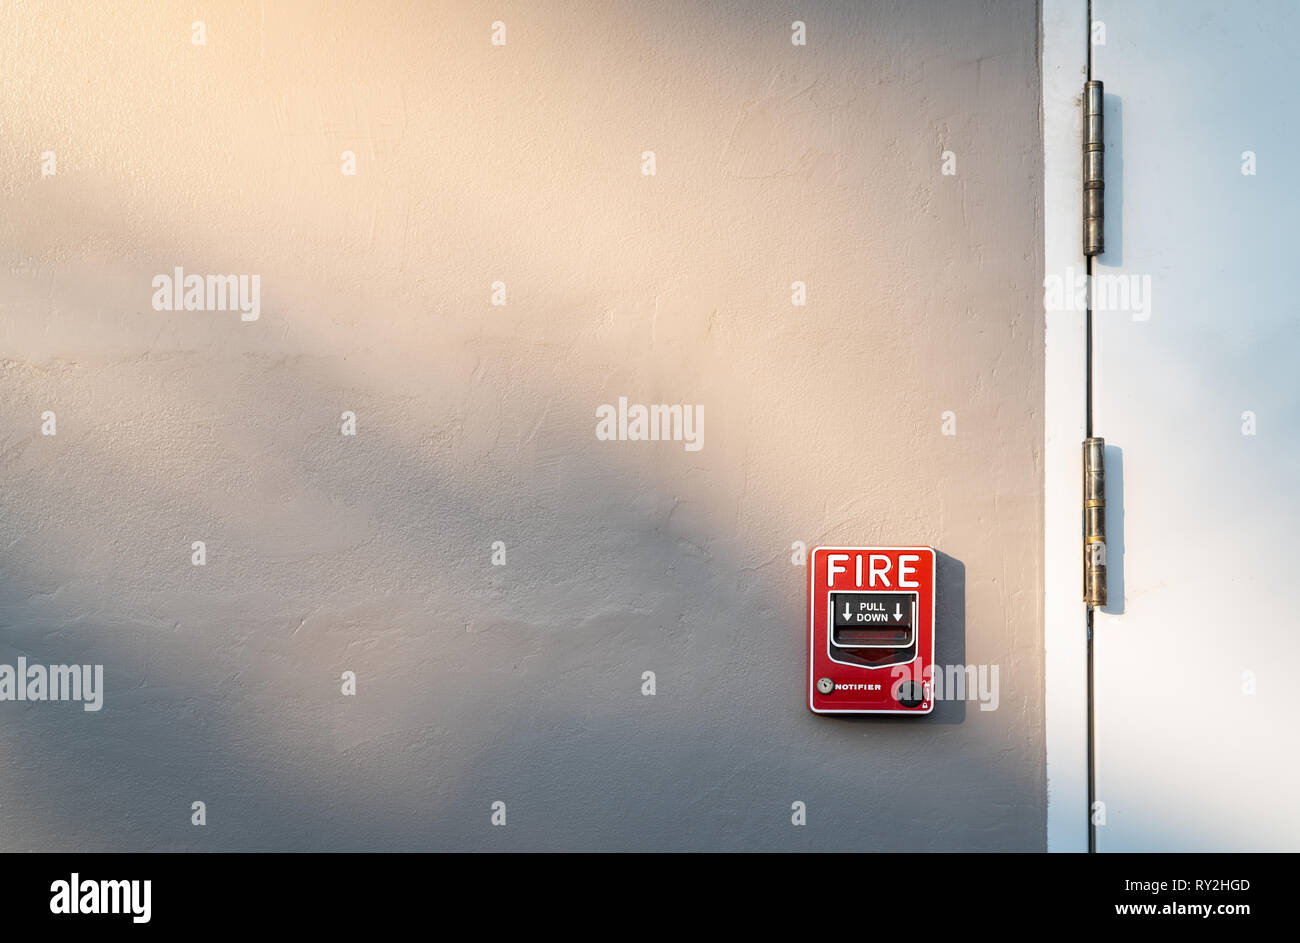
(808, 546, 936, 714)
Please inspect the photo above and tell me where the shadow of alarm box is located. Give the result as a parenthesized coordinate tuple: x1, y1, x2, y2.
(808, 546, 936, 714)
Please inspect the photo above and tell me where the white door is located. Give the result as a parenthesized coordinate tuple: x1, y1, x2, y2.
(1090, 0, 1300, 850)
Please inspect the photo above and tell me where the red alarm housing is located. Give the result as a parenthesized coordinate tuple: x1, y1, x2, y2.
(808, 546, 936, 714)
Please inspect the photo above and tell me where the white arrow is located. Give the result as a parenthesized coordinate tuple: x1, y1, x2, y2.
(843, 602, 852, 619)
(894, 603, 904, 622)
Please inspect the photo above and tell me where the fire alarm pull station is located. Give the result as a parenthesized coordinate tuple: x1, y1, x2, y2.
(808, 546, 936, 714)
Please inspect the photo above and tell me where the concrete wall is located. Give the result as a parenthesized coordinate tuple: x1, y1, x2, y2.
(0, 0, 1044, 851)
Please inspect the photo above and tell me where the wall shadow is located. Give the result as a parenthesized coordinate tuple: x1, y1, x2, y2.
(1102, 94, 1123, 265)
(1101, 444, 1124, 615)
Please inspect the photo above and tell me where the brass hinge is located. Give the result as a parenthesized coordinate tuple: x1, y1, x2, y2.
(1083, 437, 1107, 607)
(1083, 80, 1105, 257)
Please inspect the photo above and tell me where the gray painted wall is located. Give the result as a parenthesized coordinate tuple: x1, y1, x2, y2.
(0, 0, 1043, 851)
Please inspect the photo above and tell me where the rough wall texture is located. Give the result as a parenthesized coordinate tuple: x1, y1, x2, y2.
(0, 0, 1044, 851)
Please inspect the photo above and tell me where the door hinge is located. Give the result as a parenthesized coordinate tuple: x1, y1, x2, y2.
(1083, 80, 1105, 257)
(1083, 437, 1107, 607)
